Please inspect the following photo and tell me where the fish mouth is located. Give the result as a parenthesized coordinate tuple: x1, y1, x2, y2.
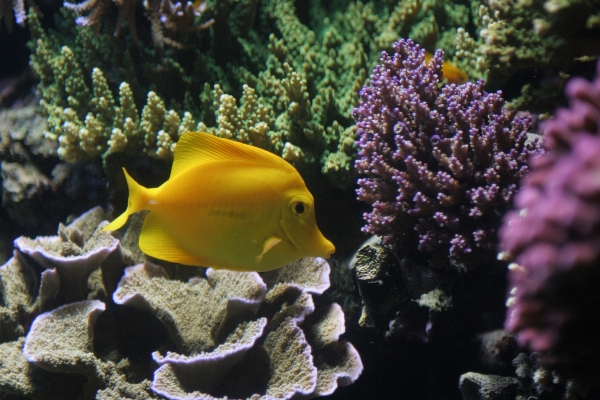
(278, 211, 335, 258)
(319, 240, 336, 259)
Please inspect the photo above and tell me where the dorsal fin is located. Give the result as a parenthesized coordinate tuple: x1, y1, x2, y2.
(170, 132, 295, 179)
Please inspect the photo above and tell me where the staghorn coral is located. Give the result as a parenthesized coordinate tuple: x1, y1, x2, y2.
(26, 8, 205, 165)
(354, 39, 535, 270)
(28, 9, 195, 162)
(0, 207, 362, 399)
(27, 0, 479, 190)
(143, 0, 215, 49)
(499, 60, 600, 384)
(64, 0, 214, 48)
(197, 83, 285, 154)
(230, 0, 473, 187)
(0, 0, 39, 32)
(37, 0, 592, 191)
(457, 0, 600, 110)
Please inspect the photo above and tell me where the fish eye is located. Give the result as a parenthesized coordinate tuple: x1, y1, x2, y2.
(290, 200, 308, 216)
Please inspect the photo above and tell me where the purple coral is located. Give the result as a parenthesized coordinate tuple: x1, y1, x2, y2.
(354, 38, 534, 269)
(499, 61, 600, 383)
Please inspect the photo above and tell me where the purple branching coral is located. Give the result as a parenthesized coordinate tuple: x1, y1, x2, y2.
(354, 38, 535, 270)
(500, 61, 600, 383)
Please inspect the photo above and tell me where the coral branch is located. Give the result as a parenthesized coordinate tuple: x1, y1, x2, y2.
(354, 38, 535, 269)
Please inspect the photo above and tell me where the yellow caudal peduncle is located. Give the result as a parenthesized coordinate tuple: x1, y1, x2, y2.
(104, 168, 149, 231)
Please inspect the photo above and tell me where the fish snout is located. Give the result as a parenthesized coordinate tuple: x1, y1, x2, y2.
(312, 230, 335, 258)
(321, 239, 336, 259)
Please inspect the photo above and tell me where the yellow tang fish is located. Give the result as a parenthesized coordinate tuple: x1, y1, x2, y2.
(425, 51, 469, 85)
(104, 131, 335, 271)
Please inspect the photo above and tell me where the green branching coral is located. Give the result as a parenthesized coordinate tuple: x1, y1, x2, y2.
(452, 0, 600, 109)
(206, 0, 473, 187)
(198, 83, 283, 152)
(474, 1, 563, 83)
(28, 10, 197, 162)
(28, 0, 481, 189)
(374, 0, 471, 54)
(26, 0, 600, 181)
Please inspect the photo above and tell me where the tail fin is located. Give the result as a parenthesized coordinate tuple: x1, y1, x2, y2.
(104, 168, 148, 231)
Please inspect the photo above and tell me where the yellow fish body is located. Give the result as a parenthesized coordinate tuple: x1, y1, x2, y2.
(104, 132, 335, 271)
(425, 51, 469, 85)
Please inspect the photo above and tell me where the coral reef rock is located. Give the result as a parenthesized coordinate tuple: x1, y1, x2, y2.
(114, 258, 363, 399)
(0, 207, 362, 399)
(459, 372, 519, 400)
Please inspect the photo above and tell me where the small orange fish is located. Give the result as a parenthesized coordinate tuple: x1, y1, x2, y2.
(425, 52, 469, 84)
(104, 132, 335, 272)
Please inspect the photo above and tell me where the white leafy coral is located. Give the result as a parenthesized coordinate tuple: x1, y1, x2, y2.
(112, 258, 363, 399)
(0, 208, 363, 399)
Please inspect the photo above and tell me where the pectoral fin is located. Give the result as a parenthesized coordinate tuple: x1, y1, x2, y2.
(256, 236, 282, 263)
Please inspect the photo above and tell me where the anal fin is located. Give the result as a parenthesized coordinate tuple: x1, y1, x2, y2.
(139, 213, 208, 267)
